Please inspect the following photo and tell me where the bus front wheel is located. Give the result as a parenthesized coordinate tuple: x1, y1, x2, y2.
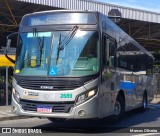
(111, 95, 124, 121)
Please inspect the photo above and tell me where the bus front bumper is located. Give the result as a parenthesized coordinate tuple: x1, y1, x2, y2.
(11, 94, 99, 119)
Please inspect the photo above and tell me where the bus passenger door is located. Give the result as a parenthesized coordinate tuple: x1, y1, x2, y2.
(101, 34, 117, 117)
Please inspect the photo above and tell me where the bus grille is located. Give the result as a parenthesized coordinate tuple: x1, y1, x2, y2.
(20, 100, 74, 113)
(18, 79, 81, 90)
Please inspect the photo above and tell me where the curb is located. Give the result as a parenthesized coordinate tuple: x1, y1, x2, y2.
(150, 101, 160, 104)
(0, 115, 31, 121)
(151, 97, 160, 103)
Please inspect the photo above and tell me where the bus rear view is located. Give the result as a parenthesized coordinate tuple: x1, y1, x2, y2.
(11, 10, 101, 120)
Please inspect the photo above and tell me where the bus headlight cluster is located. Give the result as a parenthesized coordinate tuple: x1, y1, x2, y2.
(76, 88, 98, 105)
(12, 88, 20, 103)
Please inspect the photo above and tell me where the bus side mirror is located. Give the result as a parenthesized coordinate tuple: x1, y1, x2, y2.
(5, 39, 11, 54)
(5, 32, 18, 54)
(5, 32, 18, 64)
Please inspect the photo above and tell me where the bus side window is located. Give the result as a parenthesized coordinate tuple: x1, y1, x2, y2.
(103, 35, 116, 67)
(109, 39, 116, 67)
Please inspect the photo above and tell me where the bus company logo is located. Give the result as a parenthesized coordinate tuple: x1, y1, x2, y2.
(23, 91, 39, 99)
(43, 94, 49, 100)
(40, 86, 53, 90)
(28, 92, 39, 96)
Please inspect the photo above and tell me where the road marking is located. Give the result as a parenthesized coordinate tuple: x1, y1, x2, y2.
(132, 133, 160, 136)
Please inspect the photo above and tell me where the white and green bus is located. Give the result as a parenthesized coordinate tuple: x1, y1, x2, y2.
(6, 10, 154, 121)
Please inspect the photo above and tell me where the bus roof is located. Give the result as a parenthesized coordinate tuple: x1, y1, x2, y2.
(23, 10, 98, 17)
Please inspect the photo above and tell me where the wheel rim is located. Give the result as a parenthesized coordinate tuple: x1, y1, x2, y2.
(114, 101, 121, 116)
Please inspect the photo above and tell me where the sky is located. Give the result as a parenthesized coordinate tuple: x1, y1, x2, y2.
(96, 0, 160, 13)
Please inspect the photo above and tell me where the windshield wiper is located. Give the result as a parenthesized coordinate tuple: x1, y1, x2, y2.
(33, 28, 44, 67)
(38, 36, 44, 66)
(56, 33, 61, 65)
(56, 26, 78, 64)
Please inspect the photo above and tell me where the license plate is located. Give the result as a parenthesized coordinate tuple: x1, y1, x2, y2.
(37, 106, 52, 113)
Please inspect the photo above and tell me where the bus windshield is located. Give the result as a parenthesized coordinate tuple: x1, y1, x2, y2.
(15, 30, 99, 77)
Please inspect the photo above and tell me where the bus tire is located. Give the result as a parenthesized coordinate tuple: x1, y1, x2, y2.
(111, 94, 124, 121)
(140, 92, 148, 111)
(47, 118, 66, 122)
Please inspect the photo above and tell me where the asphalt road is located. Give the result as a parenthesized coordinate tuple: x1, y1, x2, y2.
(0, 103, 160, 136)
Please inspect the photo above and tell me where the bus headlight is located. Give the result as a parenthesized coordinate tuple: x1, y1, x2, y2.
(76, 88, 98, 105)
(12, 88, 20, 103)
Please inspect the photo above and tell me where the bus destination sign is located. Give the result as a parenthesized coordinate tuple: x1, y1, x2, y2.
(22, 12, 97, 26)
